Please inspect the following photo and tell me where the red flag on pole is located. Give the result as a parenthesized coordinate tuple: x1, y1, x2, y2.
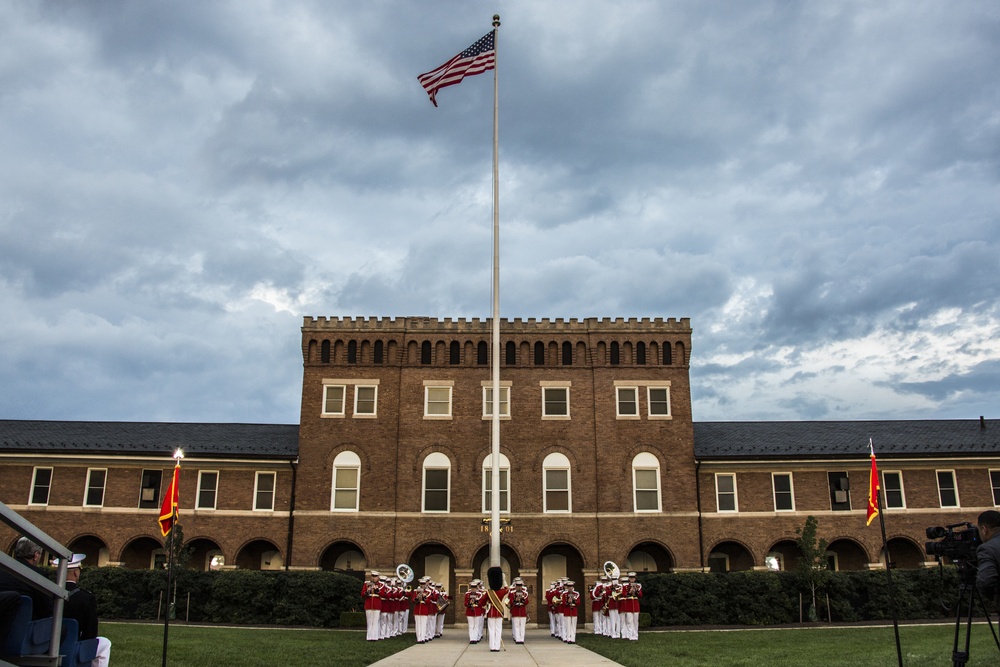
(159, 462, 180, 536)
(417, 30, 496, 107)
(866, 440, 880, 526)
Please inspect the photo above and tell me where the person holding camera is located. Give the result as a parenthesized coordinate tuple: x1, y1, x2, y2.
(976, 510, 1000, 601)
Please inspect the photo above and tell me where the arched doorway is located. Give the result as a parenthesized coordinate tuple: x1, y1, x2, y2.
(67, 535, 110, 568)
(626, 541, 673, 573)
(884, 537, 925, 569)
(120, 537, 163, 570)
(235, 540, 283, 570)
(766, 540, 803, 572)
(319, 541, 367, 581)
(537, 543, 586, 626)
(472, 544, 522, 591)
(707, 541, 754, 572)
(186, 538, 223, 571)
(408, 543, 457, 624)
(826, 539, 868, 571)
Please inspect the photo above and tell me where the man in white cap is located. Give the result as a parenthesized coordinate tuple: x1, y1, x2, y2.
(433, 582, 448, 638)
(506, 577, 529, 644)
(590, 575, 607, 637)
(361, 570, 384, 641)
(464, 579, 483, 643)
(56, 553, 112, 667)
(621, 571, 642, 641)
(560, 580, 581, 644)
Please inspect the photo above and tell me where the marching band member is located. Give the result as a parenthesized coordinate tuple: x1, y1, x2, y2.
(545, 581, 558, 637)
(607, 578, 623, 639)
(560, 580, 581, 644)
(590, 576, 607, 637)
(361, 570, 384, 642)
(622, 571, 643, 641)
(465, 579, 484, 643)
(434, 582, 449, 638)
(401, 579, 414, 636)
(413, 577, 436, 643)
(484, 580, 509, 652)
(506, 577, 529, 644)
(475, 581, 488, 642)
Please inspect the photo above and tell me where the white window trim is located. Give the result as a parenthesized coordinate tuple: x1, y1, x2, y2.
(715, 473, 738, 513)
(253, 471, 276, 512)
(646, 384, 672, 420)
(541, 382, 571, 420)
(29, 467, 53, 506)
(321, 383, 346, 417)
(423, 381, 454, 419)
(481, 381, 512, 419)
(772, 472, 795, 512)
(196, 471, 219, 510)
(84, 468, 107, 508)
(481, 457, 511, 514)
(991, 469, 1000, 507)
(543, 454, 572, 513)
(632, 467, 661, 512)
(353, 384, 379, 418)
(936, 469, 960, 508)
(331, 451, 361, 512)
(616, 386, 640, 419)
(422, 454, 451, 513)
(881, 470, 907, 510)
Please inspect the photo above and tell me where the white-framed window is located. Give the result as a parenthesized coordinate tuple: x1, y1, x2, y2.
(541, 384, 570, 418)
(138, 469, 162, 509)
(482, 383, 511, 418)
(715, 473, 738, 512)
(322, 384, 346, 416)
(543, 452, 571, 512)
(882, 471, 906, 509)
(990, 470, 1000, 507)
(254, 472, 276, 511)
(354, 385, 378, 417)
(422, 452, 451, 513)
(616, 387, 639, 418)
(29, 467, 53, 506)
(482, 453, 510, 513)
(632, 452, 661, 511)
(332, 450, 361, 511)
(828, 471, 851, 511)
(772, 472, 794, 511)
(84, 468, 107, 507)
(196, 471, 219, 510)
(424, 383, 453, 418)
(936, 470, 959, 508)
(647, 385, 671, 418)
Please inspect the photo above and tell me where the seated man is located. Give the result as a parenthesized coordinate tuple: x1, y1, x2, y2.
(55, 554, 112, 667)
(0, 537, 53, 620)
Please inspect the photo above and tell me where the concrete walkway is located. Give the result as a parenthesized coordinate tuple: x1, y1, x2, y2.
(369, 627, 624, 667)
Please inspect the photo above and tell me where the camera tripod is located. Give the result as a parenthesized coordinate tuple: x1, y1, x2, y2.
(949, 563, 1000, 667)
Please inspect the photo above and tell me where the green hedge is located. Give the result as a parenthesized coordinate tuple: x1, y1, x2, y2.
(75, 566, 992, 628)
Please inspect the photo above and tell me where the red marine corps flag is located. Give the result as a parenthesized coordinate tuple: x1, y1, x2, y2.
(866, 439, 880, 526)
(159, 460, 180, 536)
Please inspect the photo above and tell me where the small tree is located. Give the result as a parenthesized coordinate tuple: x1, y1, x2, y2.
(795, 515, 830, 621)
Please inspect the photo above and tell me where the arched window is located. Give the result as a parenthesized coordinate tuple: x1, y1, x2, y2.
(505, 341, 517, 365)
(543, 452, 571, 513)
(482, 453, 510, 513)
(663, 342, 672, 365)
(422, 452, 451, 512)
(321, 340, 331, 364)
(421, 341, 432, 365)
(636, 342, 646, 365)
(534, 341, 545, 365)
(374, 340, 384, 364)
(332, 451, 361, 511)
(347, 340, 358, 363)
(477, 341, 488, 365)
(449, 341, 460, 365)
(610, 342, 620, 365)
(562, 341, 573, 366)
(632, 452, 661, 512)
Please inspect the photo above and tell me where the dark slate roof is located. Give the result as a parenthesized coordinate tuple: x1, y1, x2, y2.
(694, 419, 1000, 460)
(0, 420, 299, 459)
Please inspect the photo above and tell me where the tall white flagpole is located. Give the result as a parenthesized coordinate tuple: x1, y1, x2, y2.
(490, 13, 502, 572)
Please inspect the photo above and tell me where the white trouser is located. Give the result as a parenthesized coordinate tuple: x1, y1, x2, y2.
(436, 612, 445, 636)
(608, 609, 620, 638)
(94, 637, 112, 667)
(593, 608, 603, 635)
(487, 616, 503, 651)
(365, 609, 380, 640)
(511, 616, 526, 643)
(621, 611, 635, 640)
(467, 615, 478, 641)
(476, 614, 485, 641)
(563, 615, 577, 643)
(548, 611, 556, 635)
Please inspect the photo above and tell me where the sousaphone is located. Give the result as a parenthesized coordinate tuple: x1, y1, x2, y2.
(396, 563, 414, 584)
(603, 560, 621, 580)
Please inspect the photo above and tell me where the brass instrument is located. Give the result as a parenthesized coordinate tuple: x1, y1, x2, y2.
(603, 560, 620, 580)
(396, 563, 414, 584)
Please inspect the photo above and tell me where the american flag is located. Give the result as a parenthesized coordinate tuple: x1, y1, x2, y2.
(418, 31, 495, 107)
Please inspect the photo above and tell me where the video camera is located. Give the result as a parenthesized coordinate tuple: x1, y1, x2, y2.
(925, 522, 981, 562)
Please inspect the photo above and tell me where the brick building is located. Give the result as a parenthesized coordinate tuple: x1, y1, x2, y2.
(2, 316, 999, 625)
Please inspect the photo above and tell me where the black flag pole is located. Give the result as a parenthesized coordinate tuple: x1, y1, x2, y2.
(161, 506, 175, 667)
(871, 440, 903, 667)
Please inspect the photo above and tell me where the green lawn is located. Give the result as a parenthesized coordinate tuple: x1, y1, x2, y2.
(100, 622, 1000, 667)
(578, 624, 1000, 667)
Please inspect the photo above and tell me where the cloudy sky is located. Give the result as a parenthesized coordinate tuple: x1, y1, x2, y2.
(2, 1, 998, 426)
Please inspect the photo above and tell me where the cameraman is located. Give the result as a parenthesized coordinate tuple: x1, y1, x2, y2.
(977, 510, 1000, 602)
